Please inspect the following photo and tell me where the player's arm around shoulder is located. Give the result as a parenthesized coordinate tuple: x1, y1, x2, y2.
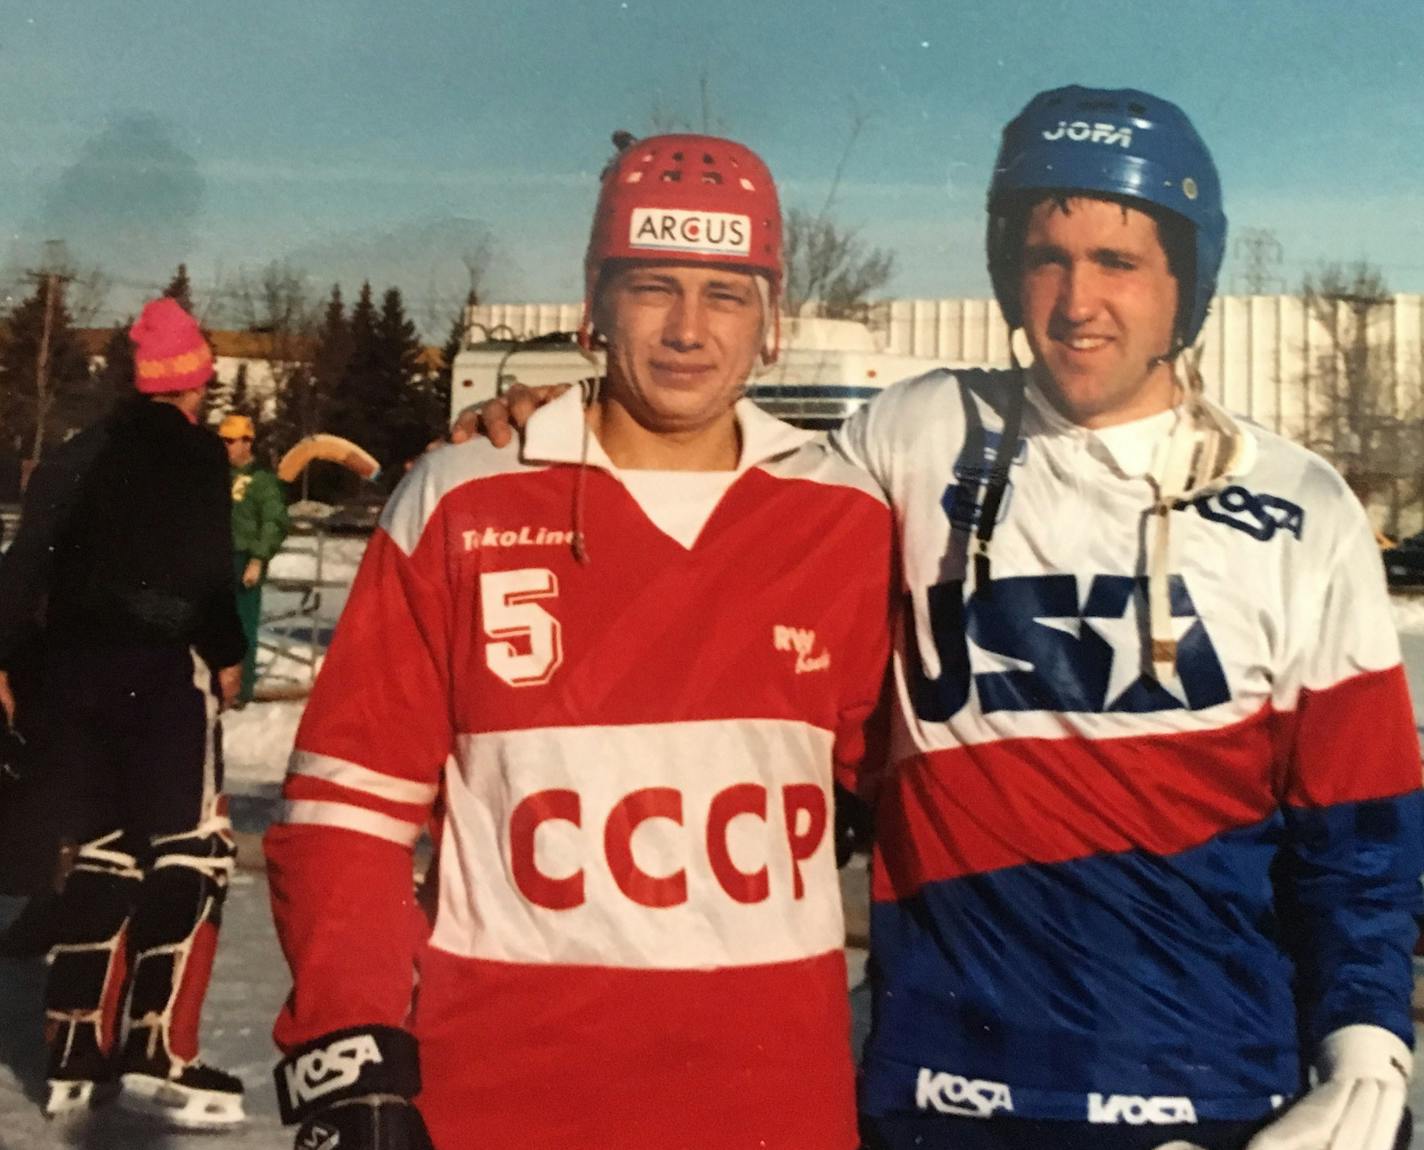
(831, 367, 972, 497)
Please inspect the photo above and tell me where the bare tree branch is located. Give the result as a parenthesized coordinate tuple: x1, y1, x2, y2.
(1298, 261, 1418, 517)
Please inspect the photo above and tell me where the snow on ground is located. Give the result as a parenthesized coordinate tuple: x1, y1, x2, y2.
(221, 703, 305, 792)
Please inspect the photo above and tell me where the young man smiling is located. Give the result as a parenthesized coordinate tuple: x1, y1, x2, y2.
(844, 86, 1422, 1150)
(265, 134, 892, 1150)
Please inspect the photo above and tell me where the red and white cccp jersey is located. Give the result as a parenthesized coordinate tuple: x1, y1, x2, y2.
(266, 389, 894, 1150)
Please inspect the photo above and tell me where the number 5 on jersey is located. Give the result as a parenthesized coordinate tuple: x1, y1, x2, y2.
(481, 568, 563, 687)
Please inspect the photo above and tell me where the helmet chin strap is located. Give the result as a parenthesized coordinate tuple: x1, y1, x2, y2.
(1142, 344, 1242, 682)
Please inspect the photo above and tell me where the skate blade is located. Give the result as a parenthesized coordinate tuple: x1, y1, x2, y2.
(119, 1073, 246, 1128)
(44, 1077, 118, 1116)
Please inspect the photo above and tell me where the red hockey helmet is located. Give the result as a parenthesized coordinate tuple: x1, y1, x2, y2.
(582, 133, 783, 362)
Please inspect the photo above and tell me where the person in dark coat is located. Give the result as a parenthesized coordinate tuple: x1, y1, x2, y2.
(0, 297, 248, 1125)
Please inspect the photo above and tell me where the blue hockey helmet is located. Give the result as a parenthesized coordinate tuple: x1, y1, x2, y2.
(987, 85, 1226, 346)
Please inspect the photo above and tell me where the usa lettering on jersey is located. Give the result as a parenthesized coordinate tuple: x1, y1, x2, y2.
(907, 573, 1229, 722)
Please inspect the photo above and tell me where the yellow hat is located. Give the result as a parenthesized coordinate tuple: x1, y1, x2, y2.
(218, 414, 255, 440)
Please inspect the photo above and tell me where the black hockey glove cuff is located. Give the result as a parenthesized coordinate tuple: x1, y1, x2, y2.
(275, 1025, 421, 1127)
(293, 1095, 434, 1150)
(833, 781, 874, 868)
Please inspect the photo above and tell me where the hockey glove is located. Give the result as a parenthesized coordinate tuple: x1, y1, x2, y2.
(292, 1095, 434, 1150)
(833, 782, 874, 868)
(276, 1026, 429, 1150)
(1246, 1024, 1411, 1150)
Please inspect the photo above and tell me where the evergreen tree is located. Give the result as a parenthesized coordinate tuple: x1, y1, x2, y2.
(303, 284, 349, 439)
(0, 276, 95, 461)
(93, 321, 135, 392)
(163, 263, 196, 315)
(376, 286, 441, 476)
(327, 281, 382, 462)
(67, 320, 135, 433)
(437, 291, 475, 422)
(267, 284, 352, 502)
(378, 288, 426, 412)
(229, 362, 251, 417)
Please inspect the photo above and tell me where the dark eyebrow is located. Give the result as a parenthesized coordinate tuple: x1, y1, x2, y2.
(705, 276, 754, 292)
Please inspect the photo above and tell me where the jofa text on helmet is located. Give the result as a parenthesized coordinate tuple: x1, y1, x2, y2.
(1041, 121, 1133, 148)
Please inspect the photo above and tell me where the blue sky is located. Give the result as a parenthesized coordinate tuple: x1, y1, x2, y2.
(2, 1, 1422, 329)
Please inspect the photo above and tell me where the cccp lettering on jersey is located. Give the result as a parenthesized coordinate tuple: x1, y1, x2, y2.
(1087, 1092, 1198, 1125)
(915, 1067, 1014, 1118)
(508, 782, 828, 910)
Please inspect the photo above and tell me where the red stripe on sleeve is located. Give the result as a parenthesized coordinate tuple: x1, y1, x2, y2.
(1276, 664, 1421, 808)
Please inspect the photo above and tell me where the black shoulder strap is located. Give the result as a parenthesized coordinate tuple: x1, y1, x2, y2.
(972, 372, 1026, 597)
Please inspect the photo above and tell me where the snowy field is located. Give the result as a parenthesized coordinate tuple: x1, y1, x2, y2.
(3, 536, 1424, 1146)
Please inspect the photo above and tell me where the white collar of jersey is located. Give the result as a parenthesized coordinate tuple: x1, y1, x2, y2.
(520, 385, 817, 474)
(1022, 377, 1257, 486)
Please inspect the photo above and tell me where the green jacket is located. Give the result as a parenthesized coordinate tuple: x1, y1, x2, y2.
(230, 464, 290, 562)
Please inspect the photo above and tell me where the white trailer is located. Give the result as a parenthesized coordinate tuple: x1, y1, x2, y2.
(449, 317, 953, 432)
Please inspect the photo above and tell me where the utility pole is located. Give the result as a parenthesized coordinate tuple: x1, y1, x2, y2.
(23, 240, 75, 467)
(1233, 228, 1284, 295)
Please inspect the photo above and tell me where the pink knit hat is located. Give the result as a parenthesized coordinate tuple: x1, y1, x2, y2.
(129, 298, 214, 394)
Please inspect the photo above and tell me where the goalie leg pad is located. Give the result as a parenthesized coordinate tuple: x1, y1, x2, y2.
(121, 811, 235, 1070)
(44, 829, 142, 1077)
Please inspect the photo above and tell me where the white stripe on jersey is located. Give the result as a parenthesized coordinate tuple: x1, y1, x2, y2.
(287, 749, 440, 805)
(431, 718, 844, 970)
(280, 799, 425, 847)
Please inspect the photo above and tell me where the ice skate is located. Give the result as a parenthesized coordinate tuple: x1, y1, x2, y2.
(119, 1051, 246, 1128)
(43, 1025, 116, 1118)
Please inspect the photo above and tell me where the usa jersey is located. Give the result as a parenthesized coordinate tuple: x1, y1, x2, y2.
(834, 369, 1424, 1130)
(266, 390, 893, 1150)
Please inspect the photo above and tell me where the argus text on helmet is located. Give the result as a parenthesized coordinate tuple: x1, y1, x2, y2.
(629, 208, 751, 257)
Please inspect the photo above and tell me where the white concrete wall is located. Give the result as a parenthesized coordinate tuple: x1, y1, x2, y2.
(471, 293, 1424, 442)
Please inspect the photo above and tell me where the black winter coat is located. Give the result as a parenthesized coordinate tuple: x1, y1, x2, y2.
(0, 397, 244, 672)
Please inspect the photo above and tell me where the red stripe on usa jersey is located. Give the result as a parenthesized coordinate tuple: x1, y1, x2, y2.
(1276, 663, 1421, 808)
(873, 706, 1280, 901)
